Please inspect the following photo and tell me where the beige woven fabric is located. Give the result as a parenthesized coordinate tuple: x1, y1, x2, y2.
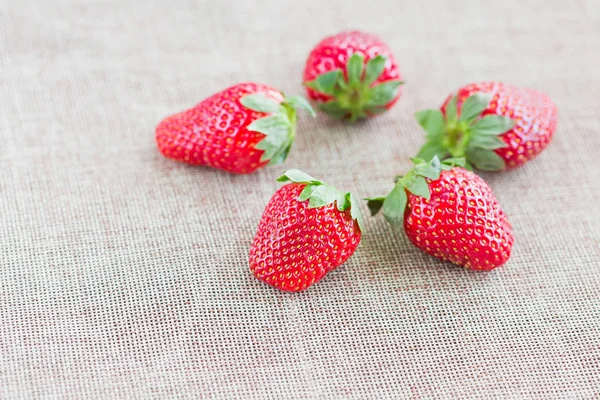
(1, 0, 600, 398)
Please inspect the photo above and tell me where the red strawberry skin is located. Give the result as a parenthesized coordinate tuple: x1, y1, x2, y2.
(404, 168, 514, 271)
(156, 83, 284, 174)
(303, 30, 402, 108)
(442, 82, 557, 169)
(249, 183, 361, 292)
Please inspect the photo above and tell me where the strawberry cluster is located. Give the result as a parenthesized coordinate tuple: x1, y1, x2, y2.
(155, 30, 557, 292)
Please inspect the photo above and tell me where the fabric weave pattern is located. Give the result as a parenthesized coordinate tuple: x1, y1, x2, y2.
(1, 0, 599, 398)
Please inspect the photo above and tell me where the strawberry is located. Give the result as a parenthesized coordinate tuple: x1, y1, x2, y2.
(156, 83, 315, 174)
(368, 157, 514, 271)
(249, 170, 363, 291)
(303, 30, 403, 121)
(415, 82, 557, 171)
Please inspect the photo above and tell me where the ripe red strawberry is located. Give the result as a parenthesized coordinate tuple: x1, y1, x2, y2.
(156, 83, 315, 174)
(415, 82, 557, 171)
(303, 30, 403, 121)
(368, 157, 514, 270)
(249, 170, 363, 291)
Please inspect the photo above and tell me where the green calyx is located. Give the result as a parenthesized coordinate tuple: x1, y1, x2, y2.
(365, 157, 465, 230)
(305, 53, 404, 122)
(240, 94, 316, 165)
(277, 169, 364, 231)
(415, 92, 516, 171)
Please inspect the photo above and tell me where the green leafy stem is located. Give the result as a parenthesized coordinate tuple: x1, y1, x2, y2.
(366, 157, 465, 230)
(415, 92, 516, 171)
(305, 53, 404, 122)
(240, 93, 316, 165)
(277, 169, 363, 231)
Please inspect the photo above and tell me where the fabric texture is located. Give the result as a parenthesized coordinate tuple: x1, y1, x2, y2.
(1, 0, 599, 398)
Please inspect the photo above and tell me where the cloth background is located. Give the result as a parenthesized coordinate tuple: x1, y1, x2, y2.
(1, 0, 599, 398)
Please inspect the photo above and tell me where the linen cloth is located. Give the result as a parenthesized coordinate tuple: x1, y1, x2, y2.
(1, 0, 599, 398)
